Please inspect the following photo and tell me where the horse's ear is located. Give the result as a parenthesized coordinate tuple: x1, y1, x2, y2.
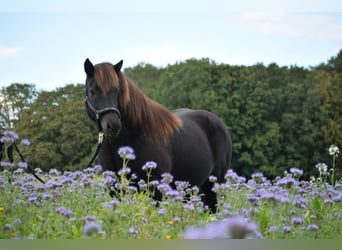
(114, 60, 123, 73)
(84, 58, 94, 77)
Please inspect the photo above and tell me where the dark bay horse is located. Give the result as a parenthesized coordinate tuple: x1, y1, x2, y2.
(84, 59, 232, 212)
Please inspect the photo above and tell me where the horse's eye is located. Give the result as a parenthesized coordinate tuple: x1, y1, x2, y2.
(89, 89, 96, 96)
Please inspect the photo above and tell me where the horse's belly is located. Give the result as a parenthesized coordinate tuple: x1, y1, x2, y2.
(171, 132, 213, 185)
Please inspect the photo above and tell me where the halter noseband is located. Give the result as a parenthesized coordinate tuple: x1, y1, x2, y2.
(85, 95, 121, 132)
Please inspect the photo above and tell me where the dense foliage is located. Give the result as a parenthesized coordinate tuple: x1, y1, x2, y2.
(125, 51, 342, 178)
(0, 51, 341, 178)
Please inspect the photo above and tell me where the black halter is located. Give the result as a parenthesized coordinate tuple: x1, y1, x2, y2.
(84, 95, 122, 168)
(85, 95, 121, 133)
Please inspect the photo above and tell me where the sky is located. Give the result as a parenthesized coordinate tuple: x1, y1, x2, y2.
(1, 0, 342, 91)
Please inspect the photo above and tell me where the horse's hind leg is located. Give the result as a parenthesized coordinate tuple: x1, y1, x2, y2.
(201, 179, 217, 213)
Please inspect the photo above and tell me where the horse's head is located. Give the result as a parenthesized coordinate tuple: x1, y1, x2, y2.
(84, 58, 123, 138)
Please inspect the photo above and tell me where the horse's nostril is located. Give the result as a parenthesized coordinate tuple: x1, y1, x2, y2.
(107, 122, 120, 132)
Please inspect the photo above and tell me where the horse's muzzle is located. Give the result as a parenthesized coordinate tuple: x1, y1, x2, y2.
(101, 113, 122, 138)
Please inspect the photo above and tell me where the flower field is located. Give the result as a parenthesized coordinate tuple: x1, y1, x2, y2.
(0, 131, 341, 239)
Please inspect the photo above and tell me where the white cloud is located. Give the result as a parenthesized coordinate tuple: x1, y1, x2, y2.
(239, 12, 342, 40)
(0, 47, 23, 58)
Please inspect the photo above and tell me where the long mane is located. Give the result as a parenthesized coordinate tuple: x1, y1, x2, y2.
(94, 63, 183, 142)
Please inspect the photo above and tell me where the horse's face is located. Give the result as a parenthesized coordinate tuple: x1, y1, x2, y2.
(84, 59, 122, 138)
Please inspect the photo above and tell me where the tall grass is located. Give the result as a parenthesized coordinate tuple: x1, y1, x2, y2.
(0, 131, 341, 239)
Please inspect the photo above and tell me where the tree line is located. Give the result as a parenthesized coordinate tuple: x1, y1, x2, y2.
(1, 50, 341, 179)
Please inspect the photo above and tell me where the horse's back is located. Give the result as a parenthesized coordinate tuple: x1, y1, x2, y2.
(172, 109, 232, 183)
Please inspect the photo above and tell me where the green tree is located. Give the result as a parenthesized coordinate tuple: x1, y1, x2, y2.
(14, 84, 96, 171)
(0, 83, 38, 129)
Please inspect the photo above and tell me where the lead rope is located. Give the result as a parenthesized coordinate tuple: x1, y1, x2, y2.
(12, 142, 45, 184)
(7, 132, 104, 185)
(86, 132, 104, 168)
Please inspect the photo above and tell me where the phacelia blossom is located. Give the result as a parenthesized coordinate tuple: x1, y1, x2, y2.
(161, 173, 173, 184)
(0, 130, 19, 143)
(83, 221, 103, 236)
(20, 138, 31, 146)
(292, 195, 308, 208)
(142, 161, 157, 171)
(306, 224, 319, 231)
(276, 176, 296, 188)
(18, 162, 28, 169)
(251, 172, 265, 184)
(315, 163, 328, 175)
(209, 175, 218, 183)
(289, 167, 304, 177)
(183, 217, 262, 239)
(117, 146, 136, 160)
(56, 207, 74, 218)
(291, 216, 304, 226)
(283, 226, 292, 233)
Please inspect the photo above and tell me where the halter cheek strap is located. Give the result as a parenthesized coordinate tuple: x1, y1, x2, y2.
(84, 96, 122, 167)
(85, 96, 121, 132)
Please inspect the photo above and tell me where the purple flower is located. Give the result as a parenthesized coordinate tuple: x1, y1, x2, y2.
(292, 195, 308, 208)
(246, 194, 260, 206)
(166, 189, 182, 201)
(44, 180, 61, 189)
(158, 208, 166, 215)
(291, 216, 304, 226)
(276, 176, 296, 188)
(49, 168, 61, 176)
(335, 212, 342, 219)
(161, 173, 173, 184)
(83, 167, 95, 174)
(18, 162, 28, 169)
(0, 130, 19, 143)
(83, 221, 103, 236)
(14, 218, 22, 224)
(224, 169, 239, 183)
(306, 224, 319, 231)
(209, 175, 218, 183)
(175, 181, 189, 191)
(20, 139, 31, 146)
(251, 172, 265, 184)
(117, 146, 136, 160)
(60, 176, 74, 185)
(129, 226, 139, 236)
(3, 223, 12, 231)
(267, 225, 278, 233)
(34, 168, 42, 174)
(150, 180, 159, 187)
(56, 207, 74, 218)
(13, 168, 24, 175)
(315, 163, 328, 175)
(138, 179, 147, 189)
(289, 167, 303, 177)
(103, 199, 121, 209)
(142, 161, 157, 171)
(283, 226, 292, 233)
(93, 164, 102, 174)
(127, 185, 138, 193)
(1, 161, 14, 168)
(157, 183, 172, 195)
(118, 167, 131, 176)
(102, 170, 115, 177)
(183, 203, 195, 211)
(183, 217, 261, 239)
(80, 215, 96, 222)
(173, 217, 181, 223)
(81, 177, 93, 187)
